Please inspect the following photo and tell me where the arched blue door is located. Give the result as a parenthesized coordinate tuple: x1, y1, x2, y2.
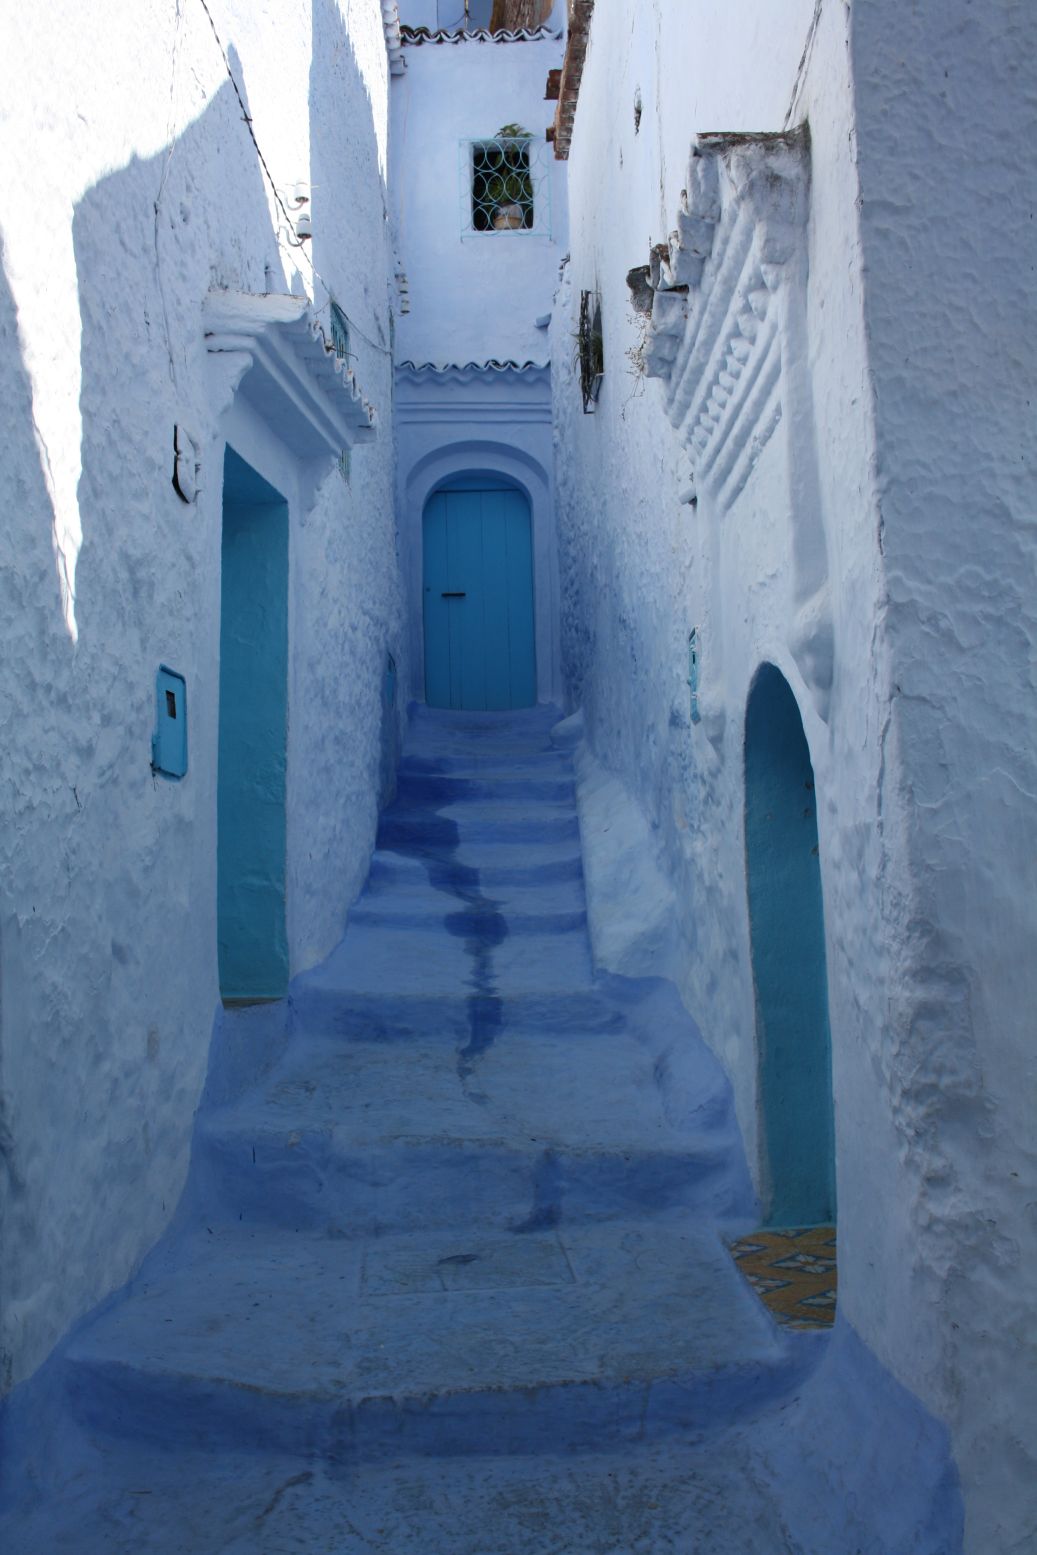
(745, 664, 836, 1226)
(423, 479, 536, 710)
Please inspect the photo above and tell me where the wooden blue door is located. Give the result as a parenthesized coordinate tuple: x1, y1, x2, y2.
(423, 482, 536, 710)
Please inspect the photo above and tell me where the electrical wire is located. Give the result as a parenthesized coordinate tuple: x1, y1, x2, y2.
(193, 0, 393, 358)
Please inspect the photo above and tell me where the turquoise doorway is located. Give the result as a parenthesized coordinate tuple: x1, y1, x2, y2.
(422, 479, 536, 710)
(744, 664, 836, 1227)
(217, 447, 290, 1002)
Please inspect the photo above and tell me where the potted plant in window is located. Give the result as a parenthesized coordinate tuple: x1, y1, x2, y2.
(476, 124, 535, 231)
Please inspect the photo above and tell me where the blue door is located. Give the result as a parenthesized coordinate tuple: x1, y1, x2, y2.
(423, 481, 536, 710)
(744, 664, 836, 1227)
(218, 447, 290, 1002)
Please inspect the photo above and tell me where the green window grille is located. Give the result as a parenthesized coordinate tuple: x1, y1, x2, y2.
(329, 303, 351, 482)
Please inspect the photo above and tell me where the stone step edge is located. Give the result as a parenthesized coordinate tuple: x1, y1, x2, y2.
(63, 1337, 820, 1463)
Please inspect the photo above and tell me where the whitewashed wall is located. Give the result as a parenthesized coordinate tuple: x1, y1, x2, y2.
(390, 27, 566, 366)
(847, 4, 1037, 1547)
(551, 1, 1036, 1549)
(0, 0, 404, 1390)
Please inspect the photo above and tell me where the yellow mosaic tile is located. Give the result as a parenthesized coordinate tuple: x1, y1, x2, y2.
(727, 1226, 837, 1330)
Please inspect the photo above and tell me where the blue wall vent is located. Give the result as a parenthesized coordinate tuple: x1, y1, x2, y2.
(152, 666, 188, 778)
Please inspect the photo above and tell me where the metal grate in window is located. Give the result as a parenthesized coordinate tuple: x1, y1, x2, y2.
(461, 129, 550, 236)
(578, 290, 604, 411)
(329, 303, 352, 481)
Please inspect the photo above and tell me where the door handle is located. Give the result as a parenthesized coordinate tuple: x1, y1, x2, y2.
(441, 591, 466, 598)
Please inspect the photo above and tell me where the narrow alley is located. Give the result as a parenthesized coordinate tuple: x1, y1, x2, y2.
(1, 2, 1034, 1551)
(0, 709, 950, 1551)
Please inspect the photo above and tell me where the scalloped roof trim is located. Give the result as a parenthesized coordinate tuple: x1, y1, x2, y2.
(399, 25, 562, 45)
(396, 359, 549, 375)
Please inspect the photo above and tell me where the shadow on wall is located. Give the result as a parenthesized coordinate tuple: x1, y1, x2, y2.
(0, 67, 290, 1395)
(309, 0, 402, 804)
(0, 237, 76, 1392)
(744, 663, 836, 1228)
(310, 0, 392, 331)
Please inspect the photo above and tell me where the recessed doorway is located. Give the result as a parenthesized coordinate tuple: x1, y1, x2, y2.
(744, 663, 836, 1227)
(218, 447, 289, 1002)
(422, 477, 536, 710)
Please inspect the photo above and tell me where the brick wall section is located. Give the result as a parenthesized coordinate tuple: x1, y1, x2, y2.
(549, 0, 594, 159)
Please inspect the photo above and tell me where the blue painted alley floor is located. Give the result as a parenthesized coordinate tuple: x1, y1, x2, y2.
(0, 707, 958, 1552)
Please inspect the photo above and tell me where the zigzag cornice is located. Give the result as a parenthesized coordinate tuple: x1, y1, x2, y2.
(399, 25, 562, 45)
(396, 358, 550, 383)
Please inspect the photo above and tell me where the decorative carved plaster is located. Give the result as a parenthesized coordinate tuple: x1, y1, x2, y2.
(203, 291, 376, 463)
(642, 128, 809, 518)
(638, 128, 834, 723)
(395, 361, 551, 426)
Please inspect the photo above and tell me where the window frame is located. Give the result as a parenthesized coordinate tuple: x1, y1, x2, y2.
(459, 133, 551, 239)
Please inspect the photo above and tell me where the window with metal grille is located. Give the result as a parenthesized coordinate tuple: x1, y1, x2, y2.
(329, 303, 352, 482)
(468, 128, 537, 233)
(578, 290, 604, 411)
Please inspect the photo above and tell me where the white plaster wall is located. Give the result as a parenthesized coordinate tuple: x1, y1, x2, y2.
(0, 0, 403, 1389)
(390, 30, 566, 365)
(847, 3, 1037, 1546)
(553, 1, 1037, 1547)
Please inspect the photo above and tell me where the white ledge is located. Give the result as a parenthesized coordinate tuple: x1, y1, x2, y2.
(204, 291, 377, 461)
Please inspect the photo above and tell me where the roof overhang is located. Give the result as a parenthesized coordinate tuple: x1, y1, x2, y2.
(204, 290, 376, 460)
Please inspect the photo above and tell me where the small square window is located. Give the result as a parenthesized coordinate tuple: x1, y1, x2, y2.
(469, 128, 536, 233)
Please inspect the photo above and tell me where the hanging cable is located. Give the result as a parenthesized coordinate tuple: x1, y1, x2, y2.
(193, 0, 393, 358)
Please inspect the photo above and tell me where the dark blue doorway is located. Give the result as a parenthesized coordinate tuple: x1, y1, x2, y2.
(422, 479, 536, 710)
(218, 447, 289, 1001)
(744, 664, 836, 1226)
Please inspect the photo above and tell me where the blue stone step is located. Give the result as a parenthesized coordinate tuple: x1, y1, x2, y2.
(289, 985, 625, 1041)
(63, 1222, 813, 1461)
(300, 921, 595, 996)
(378, 805, 580, 850)
(400, 749, 572, 778)
(359, 855, 587, 920)
(189, 1019, 754, 1236)
(366, 846, 585, 888)
(348, 902, 588, 934)
(394, 771, 576, 804)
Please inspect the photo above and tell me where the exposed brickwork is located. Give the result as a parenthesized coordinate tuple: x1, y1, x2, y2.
(549, 0, 594, 160)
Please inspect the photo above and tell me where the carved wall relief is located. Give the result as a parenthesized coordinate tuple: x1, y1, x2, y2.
(634, 127, 835, 722)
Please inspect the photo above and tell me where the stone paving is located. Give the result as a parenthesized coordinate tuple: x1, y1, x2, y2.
(0, 707, 960, 1552)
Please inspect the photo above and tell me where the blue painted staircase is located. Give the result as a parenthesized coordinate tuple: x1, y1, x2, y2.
(0, 706, 961, 1553)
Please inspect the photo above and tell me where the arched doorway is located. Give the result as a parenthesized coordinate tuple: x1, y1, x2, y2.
(422, 476, 536, 710)
(744, 663, 836, 1226)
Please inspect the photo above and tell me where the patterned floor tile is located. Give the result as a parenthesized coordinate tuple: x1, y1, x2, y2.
(727, 1226, 837, 1329)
